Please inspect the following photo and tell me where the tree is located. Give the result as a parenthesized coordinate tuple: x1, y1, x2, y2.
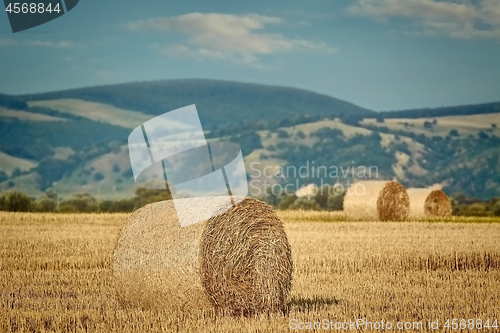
(277, 194, 297, 210)
(492, 123, 497, 129)
(94, 172, 105, 181)
(45, 189, 58, 201)
(478, 131, 489, 139)
(314, 186, 330, 208)
(290, 197, 320, 210)
(432, 119, 438, 125)
(112, 164, 121, 173)
(133, 181, 172, 208)
(376, 115, 384, 123)
(449, 129, 459, 137)
(58, 193, 97, 213)
(493, 202, 500, 217)
(0, 191, 31, 212)
(277, 130, 289, 138)
(12, 168, 21, 177)
(296, 131, 306, 139)
(341, 114, 363, 126)
(423, 121, 433, 129)
(327, 193, 344, 211)
(35, 197, 57, 212)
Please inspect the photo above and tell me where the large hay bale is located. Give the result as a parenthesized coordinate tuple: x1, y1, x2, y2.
(407, 188, 452, 218)
(112, 197, 293, 316)
(343, 180, 409, 221)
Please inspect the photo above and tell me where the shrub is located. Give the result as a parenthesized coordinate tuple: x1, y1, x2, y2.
(449, 129, 459, 137)
(296, 131, 306, 139)
(112, 164, 121, 173)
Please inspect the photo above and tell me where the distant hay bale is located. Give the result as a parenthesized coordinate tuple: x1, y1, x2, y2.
(343, 180, 409, 221)
(112, 197, 293, 316)
(407, 188, 452, 218)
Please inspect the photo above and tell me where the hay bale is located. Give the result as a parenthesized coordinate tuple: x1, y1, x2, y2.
(407, 188, 452, 218)
(112, 197, 293, 316)
(343, 180, 409, 221)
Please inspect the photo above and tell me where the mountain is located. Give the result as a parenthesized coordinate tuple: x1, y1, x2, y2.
(0, 79, 499, 200)
(21, 79, 374, 128)
(380, 102, 500, 119)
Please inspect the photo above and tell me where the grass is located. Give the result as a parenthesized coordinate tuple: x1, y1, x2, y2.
(363, 113, 500, 137)
(0, 107, 67, 122)
(28, 99, 152, 129)
(0, 152, 37, 177)
(0, 211, 499, 332)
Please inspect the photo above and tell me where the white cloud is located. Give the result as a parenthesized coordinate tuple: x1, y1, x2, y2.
(25, 40, 76, 48)
(0, 38, 16, 46)
(347, 0, 500, 39)
(126, 13, 336, 66)
(0, 38, 79, 48)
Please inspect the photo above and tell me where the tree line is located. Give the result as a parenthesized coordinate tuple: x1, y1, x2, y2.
(1, 188, 499, 217)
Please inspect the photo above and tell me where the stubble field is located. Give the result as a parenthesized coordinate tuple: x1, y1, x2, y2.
(0, 211, 499, 332)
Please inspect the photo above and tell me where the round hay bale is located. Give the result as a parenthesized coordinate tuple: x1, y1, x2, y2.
(343, 180, 409, 221)
(407, 188, 452, 218)
(112, 197, 293, 316)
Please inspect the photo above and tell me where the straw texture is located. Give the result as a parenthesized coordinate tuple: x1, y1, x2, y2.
(407, 188, 452, 218)
(343, 180, 409, 221)
(112, 196, 293, 316)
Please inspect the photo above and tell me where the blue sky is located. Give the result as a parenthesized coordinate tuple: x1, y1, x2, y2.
(0, 0, 499, 111)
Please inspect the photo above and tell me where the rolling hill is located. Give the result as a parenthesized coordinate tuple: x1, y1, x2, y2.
(0, 79, 499, 200)
(21, 79, 375, 128)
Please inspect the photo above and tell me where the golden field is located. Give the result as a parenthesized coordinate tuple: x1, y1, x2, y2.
(1, 211, 499, 332)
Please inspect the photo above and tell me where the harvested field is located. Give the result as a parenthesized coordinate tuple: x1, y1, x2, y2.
(1, 211, 499, 332)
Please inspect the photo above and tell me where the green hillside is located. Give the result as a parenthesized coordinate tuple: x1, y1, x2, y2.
(0, 80, 499, 200)
(21, 79, 374, 128)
